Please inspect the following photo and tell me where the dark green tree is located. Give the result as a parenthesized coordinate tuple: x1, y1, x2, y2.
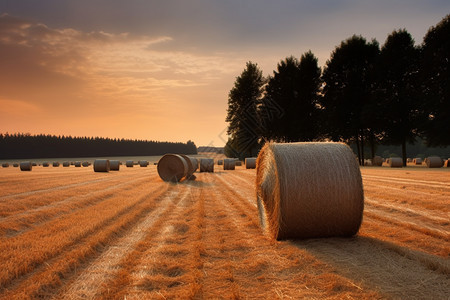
(421, 14, 450, 146)
(377, 29, 422, 166)
(261, 51, 321, 142)
(225, 62, 265, 158)
(321, 35, 379, 165)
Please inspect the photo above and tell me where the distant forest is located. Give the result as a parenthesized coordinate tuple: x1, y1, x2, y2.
(0, 133, 197, 159)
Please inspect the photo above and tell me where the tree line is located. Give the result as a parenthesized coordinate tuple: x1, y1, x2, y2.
(225, 14, 450, 166)
(0, 133, 198, 159)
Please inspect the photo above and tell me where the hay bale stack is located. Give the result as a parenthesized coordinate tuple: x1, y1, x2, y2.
(2, 163, 9, 168)
(245, 157, 257, 169)
(20, 161, 32, 171)
(53, 162, 60, 167)
(372, 156, 383, 166)
(200, 158, 214, 172)
(42, 162, 49, 167)
(94, 159, 110, 172)
(256, 142, 364, 240)
(413, 158, 422, 165)
(63, 162, 70, 167)
(157, 154, 188, 182)
(217, 159, 223, 165)
(388, 157, 402, 168)
(139, 160, 149, 167)
(223, 158, 236, 170)
(110, 160, 120, 171)
(126, 160, 134, 167)
(425, 156, 443, 168)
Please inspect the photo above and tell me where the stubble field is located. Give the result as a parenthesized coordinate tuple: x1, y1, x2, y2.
(0, 163, 448, 299)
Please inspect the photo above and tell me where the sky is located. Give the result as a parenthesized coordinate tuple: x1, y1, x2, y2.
(0, 1, 449, 147)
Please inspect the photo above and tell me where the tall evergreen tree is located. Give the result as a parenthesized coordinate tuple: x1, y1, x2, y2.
(225, 62, 265, 158)
(421, 14, 450, 146)
(321, 35, 379, 165)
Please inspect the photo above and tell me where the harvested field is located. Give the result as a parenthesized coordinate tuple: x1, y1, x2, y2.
(0, 165, 448, 299)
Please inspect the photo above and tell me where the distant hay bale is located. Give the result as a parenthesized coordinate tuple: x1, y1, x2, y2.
(413, 158, 422, 165)
(52, 162, 60, 167)
(256, 142, 364, 240)
(223, 158, 236, 170)
(245, 157, 257, 169)
(200, 158, 214, 172)
(42, 162, 49, 167)
(20, 161, 32, 171)
(2, 163, 9, 168)
(388, 157, 403, 168)
(407, 158, 412, 163)
(126, 160, 134, 167)
(157, 154, 188, 182)
(235, 160, 242, 166)
(13, 163, 19, 167)
(74, 161, 82, 167)
(139, 160, 149, 167)
(94, 159, 110, 172)
(363, 159, 372, 166)
(63, 161, 70, 167)
(82, 161, 90, 167)
(372, 156, 383, 166)
(217, 159, 223, 165)
(32, 162, 37, 166)
(425, 156, 443, 168)
(110, 160, 120, 171)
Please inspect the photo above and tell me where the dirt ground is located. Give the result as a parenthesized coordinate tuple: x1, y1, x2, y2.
(0, 163, 448, 299)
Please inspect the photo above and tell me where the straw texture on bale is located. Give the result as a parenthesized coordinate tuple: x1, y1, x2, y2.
(223, 158, 236, 170)
(372, 156, 383, 166)
(425, 156, 443, 168)
(126, 160, 134, 167)
(217, 159, 223, 165)
(157, 154, 188, 182)
(245, 157, 257, 169)
(20, 161, 32, 171)
(256, 142, 364, 240)
(200, 158, 214, 172)
(388, 157, 403, 168)
(42, 162, 49, 167)
(2, 163, 9, 168)
(413, 158, 422, 165)
(109, 160, 120, 171)
(53, 162, 60, 167)
(179, 155, 197, 179)
(139, 160, 149, 167)
(63, 162, 70, 167)
(94, 159, 110, 172)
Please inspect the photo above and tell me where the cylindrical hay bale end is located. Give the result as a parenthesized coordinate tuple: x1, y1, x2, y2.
(223, 158, 236, 170)
(20, 161, 32, 171)
(157, 154, 188, 182)
(126, 160, 134, 167)
(372, 156, 383, 166)
(139, 160, 149, 167)
(256, 142, 364, 240)
(200, 158, 214, 172)
(110, 160, 120, 171)
(388, 157, 402, 168)
(426, 156, 443, 168)
(245, 157, 257, 169)
(94, 159, 110, 172)
(179, 155, 197, 179)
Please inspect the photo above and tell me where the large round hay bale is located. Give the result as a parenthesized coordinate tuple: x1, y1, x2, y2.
(157, 154, 188, 182)
(139, 160, 149, 167)
(94, 159, 110, 172)
(372, 156, 383, 166)
(223, 158, 236, 170)
(2, 163, 9, 168)
(217, 159, 223, 165)
(200, 158, 214, 172)
(20, 161, 32, 171)
(42, 162, 49, 167)
(256, 142, 364, 240)
(179, 155, 198, 179)
(425, 156, 443, 168)
(245, 157, 257, 169)
(110, 160, 120, 171)
(126, 160, 134, 167)
(63, 161, 70, 167)
(52, 162, 60, 167)
(388, 157, 402, 167)
(413, 158, 422, 165)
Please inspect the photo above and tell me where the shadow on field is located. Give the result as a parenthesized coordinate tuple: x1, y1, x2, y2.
(291, 236, 449, 299)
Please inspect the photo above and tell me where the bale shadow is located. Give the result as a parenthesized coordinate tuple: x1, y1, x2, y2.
(291, 236, 449, 299)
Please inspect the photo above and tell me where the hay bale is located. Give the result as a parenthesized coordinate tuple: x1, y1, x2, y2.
(245, 157, 257, 169)
(223, 158, 236, 170)
(42, 162, 49, 167)
(444, 160, 450, 167)
(94, 159, 110, 172)
(407, 158, 412, 163)
(235, 160, 242, 166)
(217, 159, 223, 165)
(110, 160, 120, 171)
(425, 156, 443, 168)
(388, 157, 402, 168)
(256, 142, 364, 240)
(13, 163, 19, 167)
(179, 155, 198, 179)
(200, 158, 214, 172)
(413, 158, 422, 165)
(372, 156, 383, 166)
(82, 161, 90, 167)
(74, 161, 82, 167)
(2, 163, 9, 168)
(32, 162, 37, 166)
(20, 161, 32, 171)
(157, 154, 188, 182)
(52, 162, 60, 167)
(126, 160, 134, 167)
(63, 161, 70, 167)
(139, 160, 149, 167)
